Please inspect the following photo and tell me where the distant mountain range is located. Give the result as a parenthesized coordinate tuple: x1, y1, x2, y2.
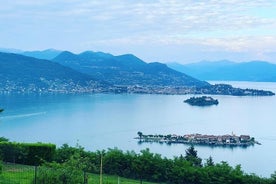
(167, 60, 276, 82)
(0, 49, 274, 96)
(0, 48, 62, 60)
(52, 51, 208, 87)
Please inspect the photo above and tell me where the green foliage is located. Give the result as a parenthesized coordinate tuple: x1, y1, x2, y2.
(184, 96, 219, 106)
(24, 143, 56, 165)
(55, 144, 100, 173)
(0, 137, 9, 142)
(0, 163, 35, 184)
(103, 148, 134, 177)
(132, 148, 163, 182)
(0, 160, 2, 174)
(52, 144, 274, 184)
(1, 140, 275, 184)
(54, 143, 78, 163)
(0, 142, 27, 164)
(137, 131, 143, 139)
(37, 163, 83, 184)
(185, 145, 202, 167)
(205, 156, 215, 167)
(0, 142, 55, 165)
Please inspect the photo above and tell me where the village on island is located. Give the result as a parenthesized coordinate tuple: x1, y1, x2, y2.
(135, 132, 260, 147)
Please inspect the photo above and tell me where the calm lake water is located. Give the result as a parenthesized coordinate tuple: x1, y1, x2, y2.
(1, 81, 276, 177)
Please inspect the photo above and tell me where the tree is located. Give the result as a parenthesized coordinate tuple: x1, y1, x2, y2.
(37, 162, 83, 184)
(0, 137, 8, 142)
(205, 156, 214, 167)
(0, 160, 2, 174)
(185, 145, 202, 167)
(270, 171, 276, 184)
(137, 132, 143, 140)
(103, 148, 130, 176)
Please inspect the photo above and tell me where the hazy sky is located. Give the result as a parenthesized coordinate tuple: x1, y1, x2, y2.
(1, 0, 276, 63)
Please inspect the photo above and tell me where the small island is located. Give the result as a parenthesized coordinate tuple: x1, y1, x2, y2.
(135, 132, 260, 147)
(0, 108, 4, 113)
(184, 96, 219, 106)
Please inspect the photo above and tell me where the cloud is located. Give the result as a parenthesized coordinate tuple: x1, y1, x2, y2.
(2, 0, 274, 31)
(1, 0, 276, 62)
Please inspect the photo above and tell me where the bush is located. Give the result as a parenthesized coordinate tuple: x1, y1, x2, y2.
(0, 137, 9, 142)
(0, 142, 56, 165)
(24, 143, 56, 165)
(0, 160, 2, 174)
(36, 163, 83, 184)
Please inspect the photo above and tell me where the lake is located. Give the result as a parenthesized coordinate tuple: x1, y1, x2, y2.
(1, 81, 276, 177)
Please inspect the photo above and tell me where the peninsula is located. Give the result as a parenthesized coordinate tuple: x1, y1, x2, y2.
(184, 96, 219, 106)
(136, 132, 259, 147)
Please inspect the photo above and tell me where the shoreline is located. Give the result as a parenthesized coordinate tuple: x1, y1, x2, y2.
(135, 133, 260, 148)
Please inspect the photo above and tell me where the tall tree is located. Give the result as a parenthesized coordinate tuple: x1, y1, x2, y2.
(137, 132, 143, 140)
(205, 156, 214, 167)
(185, 145, 202, 167)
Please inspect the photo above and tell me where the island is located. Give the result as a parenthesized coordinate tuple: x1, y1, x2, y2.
(0, 108, 3, 113)
(135, 132, 260, 147)
(184, 96, 219, 106)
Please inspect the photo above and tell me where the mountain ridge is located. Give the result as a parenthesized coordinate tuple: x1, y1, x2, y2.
(0, 52, 106, 93)
(22, 49, 62, 60)
(167, 60, 276, 82)
(0, 50, 274, 96)
(52, 51, 209, 87)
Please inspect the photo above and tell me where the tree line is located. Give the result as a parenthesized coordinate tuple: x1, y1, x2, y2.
(1, 137, 276, 184)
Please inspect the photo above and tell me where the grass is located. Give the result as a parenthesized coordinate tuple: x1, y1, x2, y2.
(88, 173, 158, 184)
(0, 163, 158, 184)
(0, 163, 35, 184)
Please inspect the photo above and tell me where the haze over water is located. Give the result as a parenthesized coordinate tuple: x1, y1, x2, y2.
(0, 81, 276, 177)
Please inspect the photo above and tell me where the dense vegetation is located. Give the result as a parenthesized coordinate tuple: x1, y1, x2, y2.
(1, 138, 276, 183)
(184, 96, 219, 106)
(0, 138, 56, 165)
(53, 51, 208, 87)
(0, 52, 104, 94)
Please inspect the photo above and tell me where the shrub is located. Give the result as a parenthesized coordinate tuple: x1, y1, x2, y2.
(0, 142, 56, 165)
(36, 163, 83, 184)
(0, 160, 2, 174)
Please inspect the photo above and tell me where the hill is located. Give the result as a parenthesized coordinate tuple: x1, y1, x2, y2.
(167, 60, 276, 82)
(52, 51, 209, 87)
(0, 51, 273, 96)
(0, 52, 106, 93)
(22, 49, 62, 60)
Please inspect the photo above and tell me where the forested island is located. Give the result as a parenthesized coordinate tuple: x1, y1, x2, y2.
(136, 132, 259, 147)
(184, 96, 219, 106)
(0, 138, 275, 184)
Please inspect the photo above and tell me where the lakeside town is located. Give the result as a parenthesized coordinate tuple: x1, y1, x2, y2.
(135, 132, 260, 147)
(0, 80, 274, 96)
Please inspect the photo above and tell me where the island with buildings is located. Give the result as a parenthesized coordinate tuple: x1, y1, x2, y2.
(184, 96, 219, 106)
(135, 132, 260, 147)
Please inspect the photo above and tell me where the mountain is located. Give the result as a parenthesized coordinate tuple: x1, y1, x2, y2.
(167, 60, 276, 82)
(0, 48, 23, 54)
(22, 49, 62, 60)
(0, 52, 106, 93)
(53, 51, 209, 87)
(1, 51, 273, 96)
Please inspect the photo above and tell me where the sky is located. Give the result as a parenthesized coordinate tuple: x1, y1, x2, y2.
(1, 0, 276, 64)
